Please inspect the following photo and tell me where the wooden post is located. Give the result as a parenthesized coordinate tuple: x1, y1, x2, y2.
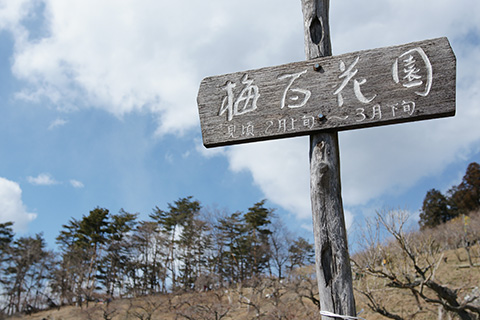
(301, 0, 357, 318)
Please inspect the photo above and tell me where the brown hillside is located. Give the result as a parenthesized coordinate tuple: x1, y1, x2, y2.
(10, 211, 480, 320)
(9, 244, 479, 320)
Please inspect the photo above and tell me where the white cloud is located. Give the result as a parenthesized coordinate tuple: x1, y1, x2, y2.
(207, 0, 480, 220)
(331, 1, 480, 54)
(300, 223, 313, 233)
(0, 0, 34, 32)
(0, 177, 37, 232)
(69, 179, 84, 188)
(7, 0, 302, 137)
(27, 174, 85, 188)
(164, 152, 175, 164)
(48, 118, 68, 130)
(27, 173, 58, 186)
(226, 137, 311, 219)
(4, 0, 480, 223)
(27, 174, 87, 189)
(195, 139, 227, 159)
(344, 209, 354, 232)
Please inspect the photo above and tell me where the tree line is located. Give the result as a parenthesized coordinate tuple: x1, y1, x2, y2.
(0, 198, 315, 316)
(2, 163, 478, 317)
(419, 162, 480, 229)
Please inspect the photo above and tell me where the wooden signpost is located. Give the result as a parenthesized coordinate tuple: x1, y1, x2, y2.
(197, 0, 456, 319)
(197, 37, 455, 148)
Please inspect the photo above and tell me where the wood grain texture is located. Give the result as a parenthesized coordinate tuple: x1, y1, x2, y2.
(310, 133, 355, 319)
(197, 37, 456, 148)
(303, 1, 356, 319)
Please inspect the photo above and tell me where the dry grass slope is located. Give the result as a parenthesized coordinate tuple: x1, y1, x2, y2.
(354, 245, 480, 320)
(10, 211, 480, 320)
(10, 246, 478, 320)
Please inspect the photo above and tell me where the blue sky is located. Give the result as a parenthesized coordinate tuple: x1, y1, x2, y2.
(1, 0, 479, 249)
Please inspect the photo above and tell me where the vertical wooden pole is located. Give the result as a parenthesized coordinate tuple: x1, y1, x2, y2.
(301, 0, 357, 319)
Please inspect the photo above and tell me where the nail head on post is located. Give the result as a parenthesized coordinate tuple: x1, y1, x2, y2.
(313, 63, 325, 73)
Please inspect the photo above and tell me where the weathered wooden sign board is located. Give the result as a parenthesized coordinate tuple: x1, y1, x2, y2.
(197, 37, 456, 148)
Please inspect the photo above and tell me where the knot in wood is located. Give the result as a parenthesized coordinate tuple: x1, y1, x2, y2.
(309, 15, 323, 45)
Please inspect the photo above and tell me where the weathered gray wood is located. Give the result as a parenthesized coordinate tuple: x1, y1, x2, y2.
(197, 37, 456, 148)
(301, 0, 331, 58)
(303, 1, 356, 319)
(310, 134, 355, 320)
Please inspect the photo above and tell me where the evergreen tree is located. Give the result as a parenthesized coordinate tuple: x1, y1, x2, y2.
(77, 207, 110, 302)
(178, 216, 211, 290)
(150, 196, 201, 290)
(0, 222, 14, 254)
(54, 207, 110, 306)
(129, 221, 167, 296)
(449, 162, 480, 215)
(217, 212, 245, 284)
(53, 218, 86, 306)
(98, 209, 138, 297)
(287, 237, 315, 273)
(4, 234, 52, 315)
(419, 189, 451, 229)
(0, 196, 325, 309)
(0, 222, 14, 278)
(0, 222, 15, 314)
(244, 200, 273, 278)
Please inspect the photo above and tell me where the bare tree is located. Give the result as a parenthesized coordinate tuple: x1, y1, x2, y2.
(126, 295, 166, 320)
(288, 266, 320, 312)
(173, 291, 231, 320)
(352, 209, 480, 320)
(269, 217, 293, 279)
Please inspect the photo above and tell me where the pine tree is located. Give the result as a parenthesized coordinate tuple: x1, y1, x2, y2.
(419, 189, 451, 229)
(178, 216, 211, 290)
(0, 221, 14, 272)
(0, 222, 14, 253)
(78, 207, 110, 303)
(54, 207, 110, 306)
(287, 237, 315, 273)
(129, 221, 167, 295)
(98, 209, 138, 297)
(54, 218, 85, 306)
(4, 234, 52, 315)
(0, 222, 15, 313)
(449, 162, 480, 215)
(244, 200, 273, 278)
(150, 196, 201, 291)
(217, 212, 245, 284)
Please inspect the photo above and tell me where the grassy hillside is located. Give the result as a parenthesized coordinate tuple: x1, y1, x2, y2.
(10, 211, 480, 320)
(355, 244, 480, 320)
(9, 244, 478, 320)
